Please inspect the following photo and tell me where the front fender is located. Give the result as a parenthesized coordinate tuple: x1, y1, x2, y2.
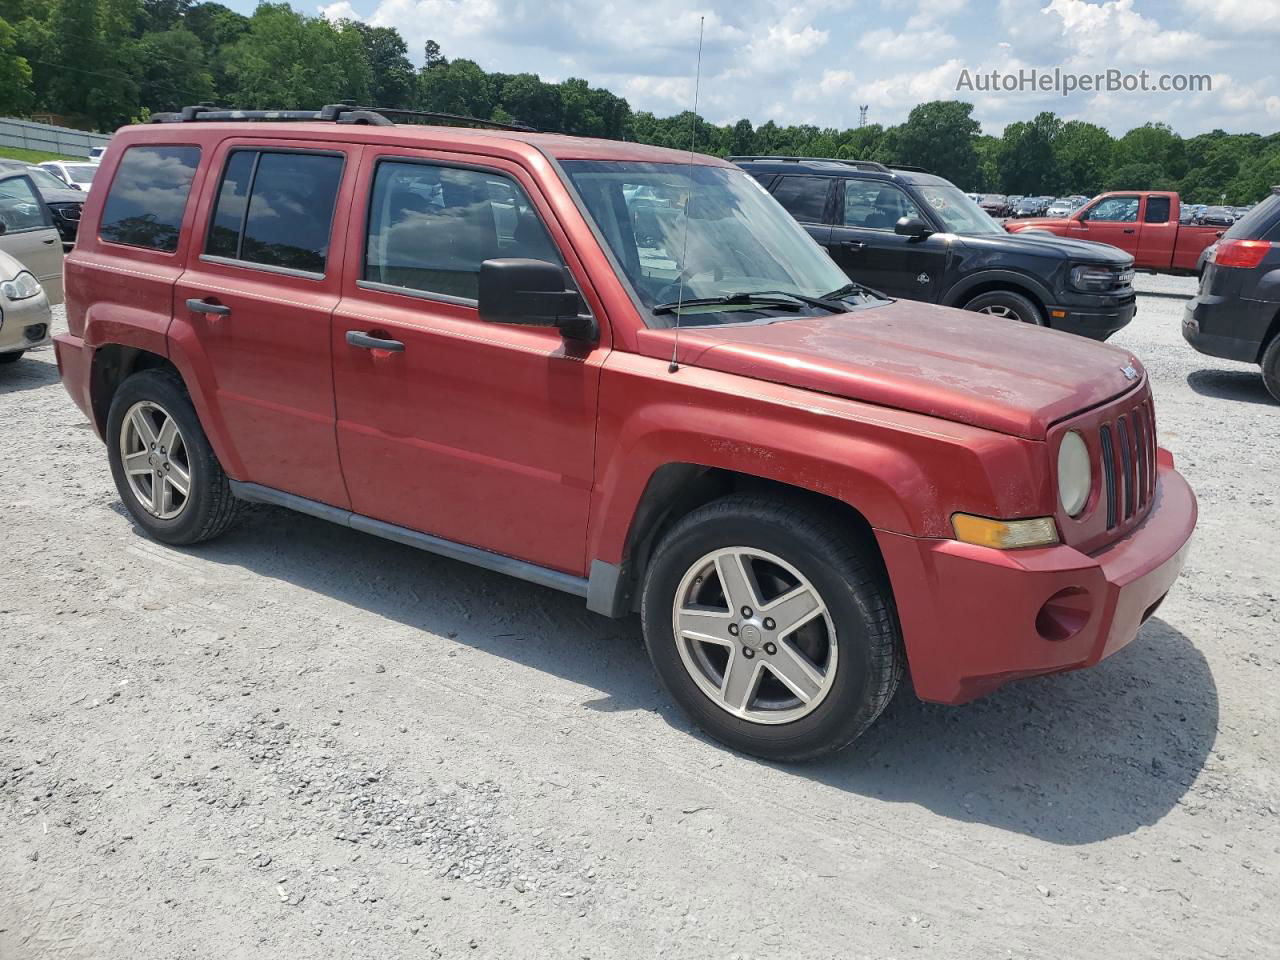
(585, 354, 1049, 569)
(941, 268, 1058, 310)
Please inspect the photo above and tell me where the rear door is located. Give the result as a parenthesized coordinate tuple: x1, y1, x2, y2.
(0, 173, 63, 302)
(768, 175, 833, 247)
(826, 177, 946, 300)
(172, 140, 356, 508)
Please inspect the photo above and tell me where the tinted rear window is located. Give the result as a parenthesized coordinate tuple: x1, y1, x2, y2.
(99, 146, 200, 252)
(771, 176, 829, 223)
(1224, 192, 1280, 241)
(205, 150, 344, 275)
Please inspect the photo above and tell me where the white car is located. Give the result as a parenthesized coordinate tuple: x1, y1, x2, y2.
(39, 160, 99, 192)
(0, 247, 53, 364)
(88, 145, 107, 162)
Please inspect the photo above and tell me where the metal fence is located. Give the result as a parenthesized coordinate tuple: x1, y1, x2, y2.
(0, 117, 112, 158)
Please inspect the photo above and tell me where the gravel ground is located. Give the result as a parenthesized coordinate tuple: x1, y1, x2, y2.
(2, 276, 1277, 959)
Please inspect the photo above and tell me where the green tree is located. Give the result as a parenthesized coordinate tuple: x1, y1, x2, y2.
(419, 57, 492, 117)
(347, 22, 412, 107)
(894, 100, 980, 187)
(135, 28, 213, 112)
(226, 3, 361, 108)
(184, 2, 248, 101)
(1053, 120, 1113, 194)
(0, 16, 34, 114)
(997, 111, 1062, 194)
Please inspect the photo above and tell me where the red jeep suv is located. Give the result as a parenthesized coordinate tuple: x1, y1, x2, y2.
(54, 106, 1197, 760)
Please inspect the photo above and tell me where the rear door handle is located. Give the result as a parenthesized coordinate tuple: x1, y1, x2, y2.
(346, 330, 405, 352)
(841, 240, 865, 250)
(1122, 228, 1136, 234)
(186, 298, 231, 316)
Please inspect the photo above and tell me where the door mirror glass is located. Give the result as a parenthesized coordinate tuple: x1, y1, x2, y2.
(894, 216, 932, 238)
(478, 258, 595, 340)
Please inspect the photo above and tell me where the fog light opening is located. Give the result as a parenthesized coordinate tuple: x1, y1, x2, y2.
(1036, 587, 1093, 642)
(24, 323, 48, 343)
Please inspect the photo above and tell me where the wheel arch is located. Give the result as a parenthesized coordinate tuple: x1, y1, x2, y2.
(943, 271, 1051, 322)
(586, 463, 885, 618)
(89, 344, 179, 436)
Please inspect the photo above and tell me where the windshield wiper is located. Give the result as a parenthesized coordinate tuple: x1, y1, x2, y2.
(651, 292, 809, 315)
(819, 281, 888, 302)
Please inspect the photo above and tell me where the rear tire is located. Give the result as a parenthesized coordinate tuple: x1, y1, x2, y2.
(106, 368, 241, 545)
(640, 495, 903, 761)
(963, 289, 1045, 326)
(0, 351, 24, 364)
(1262, 335, 1280, 404)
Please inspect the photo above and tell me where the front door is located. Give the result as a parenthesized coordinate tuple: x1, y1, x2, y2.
(1071, 195, 1142, 256)
(0, 173, 63, 302)
(330, 149, 606, 575)
(826, 178, 946, 300)
(172, 140, 355, 508)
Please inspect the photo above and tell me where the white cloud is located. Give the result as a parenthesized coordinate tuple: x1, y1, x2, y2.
(1180, 0, 1280, 34)
(857, 25, 957, 59)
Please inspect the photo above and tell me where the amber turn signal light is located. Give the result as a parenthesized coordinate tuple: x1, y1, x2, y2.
(951, 514, 1060, 549)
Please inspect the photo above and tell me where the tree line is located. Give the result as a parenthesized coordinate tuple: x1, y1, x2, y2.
(2, 0, 1277, 204)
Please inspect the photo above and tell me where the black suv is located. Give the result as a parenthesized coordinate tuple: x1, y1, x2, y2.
(1183, 186, 1280, 402)
(734, 157, 1137, 340)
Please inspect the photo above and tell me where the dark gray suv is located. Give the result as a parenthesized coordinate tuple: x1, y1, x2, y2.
(1183, 186, 1280, 401)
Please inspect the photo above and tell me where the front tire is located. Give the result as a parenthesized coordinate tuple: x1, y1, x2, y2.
(963, 289, 1045, 326)
(1262, 334, 1280, 404)
(106, 368, 241, 545)
(640, 495, 903, 761)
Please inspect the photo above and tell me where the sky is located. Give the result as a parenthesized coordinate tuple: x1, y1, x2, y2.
(222, 0, 1280, 137)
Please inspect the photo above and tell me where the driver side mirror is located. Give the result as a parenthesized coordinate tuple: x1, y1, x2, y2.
(478, 258, 596, 341)
(894, 216, 932, 238)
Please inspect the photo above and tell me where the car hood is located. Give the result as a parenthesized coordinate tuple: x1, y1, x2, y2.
(959, 229, 1132, 263)
(39, 186, 84, 205)
(637, 299, 1142, 440)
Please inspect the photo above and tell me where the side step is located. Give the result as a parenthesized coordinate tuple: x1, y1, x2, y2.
(229, 481, 590, 600)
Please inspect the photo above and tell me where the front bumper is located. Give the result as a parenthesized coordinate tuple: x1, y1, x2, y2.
(0, 293, 54, 354)
(876, 453, 1197, 704)
(1047, 294, 1136, 341)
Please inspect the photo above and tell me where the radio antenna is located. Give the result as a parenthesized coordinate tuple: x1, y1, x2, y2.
(668, 14, 705, 375)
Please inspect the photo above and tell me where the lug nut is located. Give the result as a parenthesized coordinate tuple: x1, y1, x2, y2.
(764, 642, 777, 656)
(742, 647, 755, 659)
(763, 618, 775, 630)
(741, 606, 753, 619)
(728, 623, 739, 636)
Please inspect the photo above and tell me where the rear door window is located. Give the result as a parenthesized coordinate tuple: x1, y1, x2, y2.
(99, 145, 200, 252)
(205, 150, 344, 276)
(770, 176, 830, 224)
(1144, 196, 1171, 224)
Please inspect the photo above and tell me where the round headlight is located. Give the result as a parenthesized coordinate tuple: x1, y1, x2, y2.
(1058, 430, 1092, 517)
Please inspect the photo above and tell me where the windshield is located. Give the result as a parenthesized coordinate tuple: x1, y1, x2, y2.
(26, 167, 72, 193)
(916, 184, 1004, 234)
(64, 164, 97, 184)
(560, 160, 867, 325)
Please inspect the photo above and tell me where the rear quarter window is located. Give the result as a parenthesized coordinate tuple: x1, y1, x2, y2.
(99, 145, 201, 252)
(1224, 192, 1280, 241)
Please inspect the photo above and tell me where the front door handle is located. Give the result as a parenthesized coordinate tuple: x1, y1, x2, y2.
(1122, 228, 1136, 234)
(841, 239, 865, 250)
(346, 330, 405, 352)
(43, 237, 57, 245)
(186, 298, 231, 316)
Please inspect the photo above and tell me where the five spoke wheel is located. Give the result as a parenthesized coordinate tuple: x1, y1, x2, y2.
(672, 547, 836, 724)
(119, 400, 192, 520)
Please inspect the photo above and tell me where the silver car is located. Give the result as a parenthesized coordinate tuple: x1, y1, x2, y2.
(0, 246, 54, 363)
(0, 170, 63, 303)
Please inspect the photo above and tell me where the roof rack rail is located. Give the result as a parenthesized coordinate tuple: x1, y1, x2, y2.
(147, 103, 537, 133)
(728, 156, 890, 172)
(727, 156, 931, 174)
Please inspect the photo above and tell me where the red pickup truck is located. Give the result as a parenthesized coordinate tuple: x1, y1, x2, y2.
(1006, 191, 1222, 275)
(53, 107, 1197, 760)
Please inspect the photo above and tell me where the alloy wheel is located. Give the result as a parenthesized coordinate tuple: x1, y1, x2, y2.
(978, 303, 1020, 320)
(671, 547, 838, 724)
(119, 400, 192, 520)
